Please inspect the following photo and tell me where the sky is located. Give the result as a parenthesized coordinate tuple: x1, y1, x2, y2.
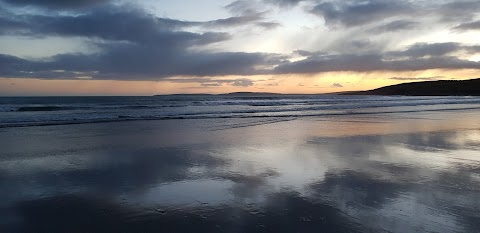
(0, 0, 480, 95)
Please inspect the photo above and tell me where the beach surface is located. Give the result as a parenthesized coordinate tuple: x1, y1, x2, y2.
(1, 96, 480, 232)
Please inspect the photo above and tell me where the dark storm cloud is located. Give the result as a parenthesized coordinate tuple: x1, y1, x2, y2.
(1, 0, 111, 9)
(453, 20, 480, 31)
(310, 0, 413, 27)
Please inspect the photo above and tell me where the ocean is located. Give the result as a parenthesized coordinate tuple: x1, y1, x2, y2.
(1, 95, 480, 232)
(1, 95, 480, 128)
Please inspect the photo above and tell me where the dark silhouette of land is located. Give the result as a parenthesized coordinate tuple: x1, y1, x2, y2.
(155, 78, 480, 97)
(155, 92, 282, 97)
(343, 78, 480, 96)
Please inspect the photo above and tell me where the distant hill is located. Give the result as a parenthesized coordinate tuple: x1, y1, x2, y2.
(218, 92, 281, 96)
(155, 92, 281, 97)
(344, 78, 480, 96)
(154, 79, 480, 97)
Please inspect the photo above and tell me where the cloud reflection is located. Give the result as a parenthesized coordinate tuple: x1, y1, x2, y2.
(1, 119, 480, 232)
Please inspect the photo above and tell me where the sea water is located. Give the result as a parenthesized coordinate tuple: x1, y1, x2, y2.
(1, 95, 480, 128)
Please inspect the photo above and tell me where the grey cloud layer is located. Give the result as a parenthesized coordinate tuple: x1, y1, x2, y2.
(0, 46, 283, 80)
(1, 0, 111, 9)
(0, 4, 285, 79)
(310, 0, 413, 27)
(203, 12, 280, 29)
(0, 5, 273, 39)
(453, 20, 480, 31)
(386, 43, 480, 58)
(165, 77, 256, 87)
(309, 0, 480, 28)
(274, 43, 480, 74)
(369, 20, 419, 33)
(0, 1, 479, 80)
(264, 0, 306, 7)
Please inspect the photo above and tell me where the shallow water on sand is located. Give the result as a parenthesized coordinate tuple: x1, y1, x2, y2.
(1, 110, 480, 232)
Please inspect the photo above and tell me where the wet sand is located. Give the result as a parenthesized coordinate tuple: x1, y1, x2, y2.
(1, 110, 480, 232)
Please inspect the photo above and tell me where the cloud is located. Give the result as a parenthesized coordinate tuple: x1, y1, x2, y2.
(256, 21, 281, 29)
(165, 77, 256, 87)
(2, 41, 480, 80)
(264, 0, 306, 7)
(231, 78, 255, 87)
(215, 1, 280, 30)
(327, 39, 384, 54)
(310, 0, 413, 27)
(389, 76, 446, 81)
(204, 14, 263, 28)
(436, 1, 480, 22)
(0, 15, 29, 35)
(0, 47, 285, 79)
(0, 4, 277, 40)
(265, 83, 279, 86)
(225, 0, 260, 16)
(201, 83, 223, 87)
(309, 0, 480, 29)
(293, 50, 326, 57)
(386, 42, 480, 58)
(1, 0, 111, 9)
(387, 43, 462, 58)
(370, 20, 418, 33)
(1, 1, 480, 81)
(331, 83, 343, 88)
(202, 12, 280, 30)
(273, 51, 480, 74)
(0, 4, 287, 80)
(452, 20, 480, 31)
(0, 6, 228, 43)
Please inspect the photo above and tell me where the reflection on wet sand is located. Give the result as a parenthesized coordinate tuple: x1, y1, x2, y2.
(1, 110, 479, 232)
